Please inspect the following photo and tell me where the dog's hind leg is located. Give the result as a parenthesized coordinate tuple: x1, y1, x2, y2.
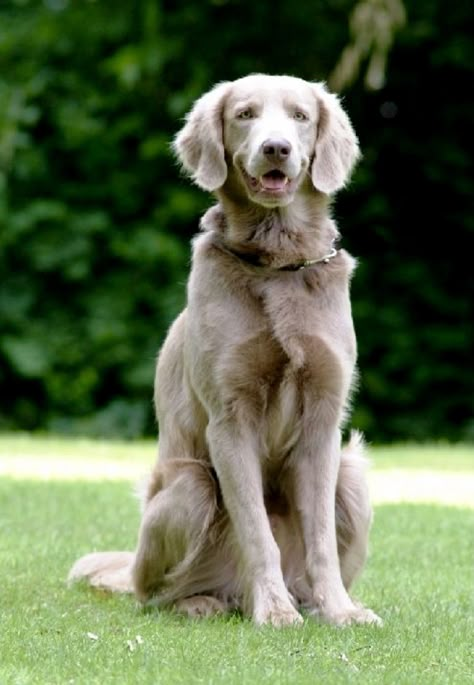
(335, 431, 373, 590)
(68, 550, 135, 592)
(132, 459, 221, 605)
(131, 310, 233, 608)
(174, 595, 227, 618)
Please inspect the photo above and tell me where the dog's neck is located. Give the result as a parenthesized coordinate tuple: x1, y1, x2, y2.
(200, 181, 339, 270)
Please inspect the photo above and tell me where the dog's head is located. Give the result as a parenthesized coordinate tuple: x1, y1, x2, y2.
(174, 74, 360, 207)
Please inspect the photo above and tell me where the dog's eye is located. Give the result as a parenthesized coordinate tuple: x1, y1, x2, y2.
(237, 108, 254, 120)
(293, 111, 309, 122)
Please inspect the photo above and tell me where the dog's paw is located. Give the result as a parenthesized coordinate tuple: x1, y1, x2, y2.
(174, 595, 227, 618)
(253, 591, 303, 627)
(311, 603, 383, 627)
(251, 577, 302, 627)
(309, 588, 382, 627)
(255, 603, 303, 627)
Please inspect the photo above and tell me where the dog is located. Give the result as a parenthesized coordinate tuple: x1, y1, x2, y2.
(69, 74, 382, 627)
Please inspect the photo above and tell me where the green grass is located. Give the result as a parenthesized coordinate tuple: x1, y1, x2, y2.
(0, 436, 473, 684)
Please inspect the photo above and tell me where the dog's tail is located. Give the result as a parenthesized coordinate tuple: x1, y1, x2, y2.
(336, 430, 373, 589)
(68, 551, 135, 593)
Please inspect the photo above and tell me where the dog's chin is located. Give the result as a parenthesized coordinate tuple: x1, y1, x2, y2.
(239, 166, 301, 208)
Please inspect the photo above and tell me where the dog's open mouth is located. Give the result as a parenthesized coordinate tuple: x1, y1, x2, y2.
(243, 168, 290, 193)
(259, 170, 289, 191)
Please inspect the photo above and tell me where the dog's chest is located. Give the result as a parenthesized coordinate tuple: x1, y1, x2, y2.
(253, 271, 349, 370)
(230, 277, 352, 460)
(191, 245, 356, 449)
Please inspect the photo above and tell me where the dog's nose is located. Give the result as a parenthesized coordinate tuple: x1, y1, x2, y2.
(261, 138, 292, 161)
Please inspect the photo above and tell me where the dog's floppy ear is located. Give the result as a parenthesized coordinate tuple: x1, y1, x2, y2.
(173, 81, 231, 192)
(311, 84, 360, 194)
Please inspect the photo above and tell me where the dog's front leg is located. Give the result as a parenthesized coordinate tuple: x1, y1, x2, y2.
(207, 419, 302, 627)
(293, 427, 381, 626)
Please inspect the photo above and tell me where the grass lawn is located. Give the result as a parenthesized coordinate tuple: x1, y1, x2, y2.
(0, 436, 473, 685)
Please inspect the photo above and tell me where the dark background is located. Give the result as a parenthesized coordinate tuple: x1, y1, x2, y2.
(0, 0, 472, 442)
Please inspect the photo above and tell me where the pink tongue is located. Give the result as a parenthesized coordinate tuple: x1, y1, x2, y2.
(260, 174, 287, 190)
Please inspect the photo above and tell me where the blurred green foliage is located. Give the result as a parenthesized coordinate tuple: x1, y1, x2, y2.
(0, 0, 472, 441)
